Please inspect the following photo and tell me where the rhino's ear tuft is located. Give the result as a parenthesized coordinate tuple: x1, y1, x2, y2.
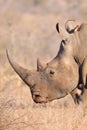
(37, 58, 47, 71)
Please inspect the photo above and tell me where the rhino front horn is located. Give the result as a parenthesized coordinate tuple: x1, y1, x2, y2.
(6, 50, 34, 87)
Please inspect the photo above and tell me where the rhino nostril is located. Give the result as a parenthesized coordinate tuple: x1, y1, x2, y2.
(33, 91, 41, 99)
(33, 94, 41, 100)
(35, 94, 41, 98)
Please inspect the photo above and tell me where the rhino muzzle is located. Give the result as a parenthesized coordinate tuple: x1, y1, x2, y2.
(32, 92, 48, 103)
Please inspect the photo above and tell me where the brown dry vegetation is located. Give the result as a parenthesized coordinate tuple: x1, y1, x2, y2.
(0, 0, 87, 130)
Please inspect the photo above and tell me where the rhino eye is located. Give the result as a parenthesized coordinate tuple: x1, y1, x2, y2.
(50, 70, 55, 75)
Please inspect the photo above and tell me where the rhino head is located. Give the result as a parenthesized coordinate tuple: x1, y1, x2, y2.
(7, 21, 79, 103)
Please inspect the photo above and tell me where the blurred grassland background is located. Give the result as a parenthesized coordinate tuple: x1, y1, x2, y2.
(0, 0, 87, 130)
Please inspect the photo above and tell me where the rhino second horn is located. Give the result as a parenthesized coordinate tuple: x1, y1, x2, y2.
(6, 50, 32, 86)
(37, 58, 47, 71)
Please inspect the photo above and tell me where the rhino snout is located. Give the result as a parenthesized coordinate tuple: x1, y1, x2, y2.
(32, 91, 48, 103)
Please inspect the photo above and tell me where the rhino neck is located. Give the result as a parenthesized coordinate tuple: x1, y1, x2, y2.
(72, 30, 87, 65)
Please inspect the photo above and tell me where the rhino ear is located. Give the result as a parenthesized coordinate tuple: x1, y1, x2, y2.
(56, 23, 60, 33)
(37, 58, 47, 71)
(65, 20, 80, 34)
(56, 23, 64, 39)
(56, 23, 67, 40)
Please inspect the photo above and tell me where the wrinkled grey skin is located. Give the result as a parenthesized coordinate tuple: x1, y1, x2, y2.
(7, 20, 87, 104)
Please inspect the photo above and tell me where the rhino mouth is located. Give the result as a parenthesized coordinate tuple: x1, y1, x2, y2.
(33, 96, 49, 103)
(32, 91, 67, 103)
(33, 96, 48, 103)
(32, 92, 49, 103)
